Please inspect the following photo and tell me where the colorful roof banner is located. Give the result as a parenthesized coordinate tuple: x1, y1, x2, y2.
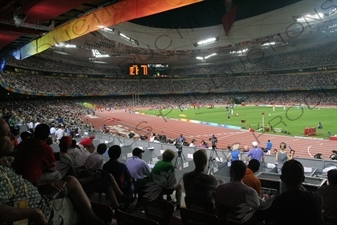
(14, 0, 202, 60)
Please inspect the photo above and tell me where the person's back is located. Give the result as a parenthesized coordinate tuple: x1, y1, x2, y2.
(257, 190, 323, 225)
(84, 143, 107, 170)
(256, 160, 324, 225)
(12, 124, 56, 183)
(103, 145, 132, 193)
(242, 159, 261, 194)
(318, 169, 337, 221)
(246, 142, 264, 162)
(214, 160, 259, 222)
(183, 149, 218, 203)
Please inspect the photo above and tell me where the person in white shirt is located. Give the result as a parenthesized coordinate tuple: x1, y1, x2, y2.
(189, 139, 196, 147)
(126, 147, 151, 207)
(27, 120, 34, 133)
(149, 133, 156, 142)
(68, 137, 95, 167)
(50, 125, 56, 135)
(55, 125, 65, 142)
(34, 121, 40, 128)
(153, 137, 160, 143)
(84, 143, 106, 170)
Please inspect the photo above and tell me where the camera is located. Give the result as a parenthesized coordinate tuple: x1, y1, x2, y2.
(139, 135, 147, 141)
(175, 140, 183, 151)
(128, 132, 135, 138)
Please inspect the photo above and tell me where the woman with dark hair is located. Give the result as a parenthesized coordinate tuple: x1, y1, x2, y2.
(276, 142, 294, 174)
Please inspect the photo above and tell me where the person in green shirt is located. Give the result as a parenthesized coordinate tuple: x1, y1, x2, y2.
(143, 149, 182, 210)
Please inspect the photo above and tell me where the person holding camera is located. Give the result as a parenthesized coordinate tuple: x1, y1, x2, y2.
(209, 134, 218, 150)
(275, 142, 294, 174)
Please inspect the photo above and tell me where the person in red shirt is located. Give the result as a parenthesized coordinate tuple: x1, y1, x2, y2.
(12, 124, 58, 183)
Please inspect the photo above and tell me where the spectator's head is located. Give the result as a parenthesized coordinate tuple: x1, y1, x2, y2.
(132, 147, 145, 158)
(327, 169, 337, 186)
(193, 149, 207, 171)
(96, 143, 107, 155)
(280, 142, 287, 150)
(108, 145, 121, 160)
(0, 118, 15, 157)
(46, 136, 53, 145)
(162, 149, 175, 162)
(252, 141, 259, 147)
(281, 160, 305, 190)
(232, 143, 240, 150)
(34, 124, 50, 141)
(248, 159, 260, 173)
(71, 140, 77, 148)
(80, 138, 95, 153)
(59, 136, 72, 153)
(20, 131, 31, 141)
(230, 160, 247, 181)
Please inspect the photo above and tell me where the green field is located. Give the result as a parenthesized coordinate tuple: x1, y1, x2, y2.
(138, 106, 337, 139)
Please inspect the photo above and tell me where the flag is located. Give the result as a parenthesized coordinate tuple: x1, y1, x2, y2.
(222, 7, 237, 36)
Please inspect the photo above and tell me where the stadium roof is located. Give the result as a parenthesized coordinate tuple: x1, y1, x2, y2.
(1, 0, 336, 68)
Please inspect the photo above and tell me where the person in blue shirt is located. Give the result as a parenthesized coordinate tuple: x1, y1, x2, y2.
(178, 134, 185, 142)
(266, 140, 273, 154)
(227, 143, 241, 162)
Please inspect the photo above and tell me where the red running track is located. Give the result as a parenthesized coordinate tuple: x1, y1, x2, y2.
(85, 111, 337, 160)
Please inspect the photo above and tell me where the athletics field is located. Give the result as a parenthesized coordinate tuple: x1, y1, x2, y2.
(138, 106, 337, 139)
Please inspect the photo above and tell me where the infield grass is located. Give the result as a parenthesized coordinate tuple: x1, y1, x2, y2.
(138, 106, 337, 139)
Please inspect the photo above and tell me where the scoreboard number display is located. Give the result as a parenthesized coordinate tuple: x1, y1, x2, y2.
(129, 64, 169, 76)
(129, 64, 148, 76)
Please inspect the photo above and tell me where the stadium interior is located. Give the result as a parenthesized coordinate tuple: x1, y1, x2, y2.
(0, 0, 337, 224)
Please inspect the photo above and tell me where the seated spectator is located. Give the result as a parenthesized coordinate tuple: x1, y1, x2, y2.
(55, 136, 123, 209)
(12, 124, 60, 183)
(318, 169, 337, 223)
(103, 145, 134, 210)
(126, 147, 151, 207)
(84, 143, 107, 170)
(68, 137, 95, 168)
(183, 149, 219, 208)
(242, 159, 261, 195)
(143, 149, 182, 210)
(0, 118, 106, 225)
(256, 160, 324, 225)
(214, 160, 260, 222)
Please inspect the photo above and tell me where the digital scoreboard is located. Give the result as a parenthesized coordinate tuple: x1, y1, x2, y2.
(129, 64, 148, 76)
(129, 64, 169, 76)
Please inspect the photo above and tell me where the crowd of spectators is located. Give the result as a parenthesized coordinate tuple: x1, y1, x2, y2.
(1, 91, 336, 129)
(5, 37, 337, 77)
(1, 72, 336, 95)
(171, 40, 337, 75)
(6, 57, 119, 75)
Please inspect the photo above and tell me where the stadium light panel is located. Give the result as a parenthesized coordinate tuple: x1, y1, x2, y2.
(194, 37, 218, 47)
(297, 13, 324, 22)
(204, 53, 217, 59)
(118, 31, 139, 46)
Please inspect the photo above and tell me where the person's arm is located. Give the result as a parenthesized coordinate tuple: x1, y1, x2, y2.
(275, 152, 279, 161)
(227, 153, 232, 161)
(246, 151, 251, 162)
(0, 204, 47, 224)
(43, 146, 57, 172)
(77, 171, 102, 185)
(257, 180, 262, 195)
(142, 162, 151, 177)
